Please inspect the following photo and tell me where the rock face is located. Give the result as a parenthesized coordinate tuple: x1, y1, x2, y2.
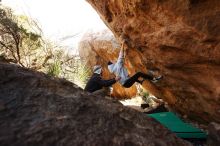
(86, 0, 220, 123)
(79, 30, 137, 99)
(208, 122, 220, 146)
(0, 62, 191, 146)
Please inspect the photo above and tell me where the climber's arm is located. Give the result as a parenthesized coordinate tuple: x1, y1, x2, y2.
(116, 41, 125, 65)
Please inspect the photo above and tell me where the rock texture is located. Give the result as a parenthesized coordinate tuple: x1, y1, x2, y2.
(86, 0, 220, 123)
(79, 30, 137, 99)
(207, 122, 220, 146)
(0, 62, 191, 146)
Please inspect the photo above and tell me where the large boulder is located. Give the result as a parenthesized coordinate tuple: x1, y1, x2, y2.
(86, 0, 220, 123)
(79, 30, 137, 99)
(207, 122, 220, 146)
(0, 62, 191, 146)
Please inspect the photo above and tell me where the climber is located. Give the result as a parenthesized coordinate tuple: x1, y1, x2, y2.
(84, 65, 121, 93)
(107, 36, 163, 88)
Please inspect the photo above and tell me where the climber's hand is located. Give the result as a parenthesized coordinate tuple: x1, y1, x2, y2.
(115, 76, 121, 81)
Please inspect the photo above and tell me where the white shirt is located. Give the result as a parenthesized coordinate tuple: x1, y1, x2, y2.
(108, 49, 129, 85)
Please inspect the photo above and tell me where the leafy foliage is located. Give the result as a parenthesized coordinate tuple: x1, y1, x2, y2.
(68, 58, 91, 88)
(0, 7, 21, 64)
(0, 5, 91, 88)
(47, 60, 61, 77)
(0, 6, 46, 68)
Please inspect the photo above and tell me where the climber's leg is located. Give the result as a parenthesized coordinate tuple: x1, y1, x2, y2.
(137, 71, 163, 83)
(123, 72, 153, 88)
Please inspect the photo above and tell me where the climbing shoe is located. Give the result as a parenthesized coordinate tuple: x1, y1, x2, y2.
(148, 70, 155, 76)
(151, 75, 163, 83)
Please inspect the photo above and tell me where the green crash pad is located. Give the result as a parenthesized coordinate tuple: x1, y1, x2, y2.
(148, 112, 207, 139)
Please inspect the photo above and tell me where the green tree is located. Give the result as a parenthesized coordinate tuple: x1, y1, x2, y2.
(0, 6, 51, 69)
(0, 6, 22, 65)
(0, 5, 91, 88)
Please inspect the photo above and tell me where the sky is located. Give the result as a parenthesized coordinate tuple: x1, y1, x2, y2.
(1, 0, 108, 51)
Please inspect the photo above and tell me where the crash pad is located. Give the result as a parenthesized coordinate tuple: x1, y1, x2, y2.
(148, 112, 207, 139)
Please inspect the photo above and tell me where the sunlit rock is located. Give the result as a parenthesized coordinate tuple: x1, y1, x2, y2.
(87, 0, 220, 123)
